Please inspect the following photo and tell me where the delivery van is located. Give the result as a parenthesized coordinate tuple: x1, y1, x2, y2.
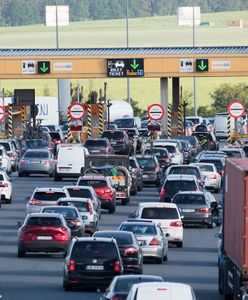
(214, 113, 235, 139)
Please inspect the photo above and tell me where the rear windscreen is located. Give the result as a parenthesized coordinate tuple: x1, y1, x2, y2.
(120, 224, 156, 235)
(141, 207, 179, 219)
(145, 149, 168, 158)
(49, 132, 61, 140)
(173, 194, 205, 205)
(33, 191, 67, 201)
(84, 140, 106, 147)
(78, 180, 107, 188)
(42, 207, 78, 219)
(136, 158, 156, 168)
(199, 165, 214, 172)
(67, 188, 92, 199)
(200, 160, 224, 172)
(169, 167, 200, 178)
(27, 217, 62, 226)
(24, 151, 49, 158)
(94, 232, 132, 245)
(102, 132, 123, 140)
(164, 180, 197, 195)
(71, 241, 118, 259)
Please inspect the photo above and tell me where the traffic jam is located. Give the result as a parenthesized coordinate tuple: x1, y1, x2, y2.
(1, 99, 248, 300)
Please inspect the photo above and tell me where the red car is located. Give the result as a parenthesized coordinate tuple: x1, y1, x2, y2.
(77, 175, 116, 214)
(17, 213, 71, 257)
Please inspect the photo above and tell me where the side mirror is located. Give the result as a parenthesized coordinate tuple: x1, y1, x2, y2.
(16, 221, 22, 228)
(128, 213, 136, 219)
(25, 196, 31, 202)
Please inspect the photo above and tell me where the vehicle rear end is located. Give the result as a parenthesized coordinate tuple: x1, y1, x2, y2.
(84, 139, 111, 154)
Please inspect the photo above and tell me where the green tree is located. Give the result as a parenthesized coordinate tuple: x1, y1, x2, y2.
(129, 98, 146, 116)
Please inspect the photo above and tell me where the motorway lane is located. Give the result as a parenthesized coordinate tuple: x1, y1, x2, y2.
(0, 175, 223, 300)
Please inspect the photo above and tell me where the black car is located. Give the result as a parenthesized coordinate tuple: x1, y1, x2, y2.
(144, 147, 171, 171)
(84, 138, 114, 154)
(93, 230, 143, 274)
(135, 155, 160, 187)
(129, 157, 143, 192)
(101, 131, 132, 155)
(63, 237, 123, 291)
(100, 274, 164, 300)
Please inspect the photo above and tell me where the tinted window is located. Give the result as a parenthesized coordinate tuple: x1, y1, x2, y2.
(170, 167, 200, 178)
(78, 180, 107, 188)
(120, 224, 156, 235)
(42, 207, 78, 219)
(27, 217, 62, 226)
(0, 175, 4, 180)
(26, 140, 48, 148)
(114, 118, 134, 128)
(145, 149, 168, 158)
(33, 191, 67, 201)
(49, 132, 61, 140)
(156, 145, 176, 154)
(136, 158, 156, 168)
(200, 160, 224, 172)
(67, 188, 92, 199)
(0, 149, 3, 156)
(173, 194, 205, 205)
(141, 207, 179, 219)
(94, 232, 132, 245)
(102, 131, 124, 140)
(0, 143, 10, 151)
(164, 180, 197, 195)
(223, 150, 241, 158)
(114, 277, 163, 293)
(71, 241, 118, 259)
(24, 151, 49, 158)
(84, 140, 107, 147)
(65, 201, 89, 212)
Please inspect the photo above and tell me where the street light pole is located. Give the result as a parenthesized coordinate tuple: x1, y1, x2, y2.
(55, 0, 61, 123)
(126, 0, 131, 104)
(192, 0, 197, 116)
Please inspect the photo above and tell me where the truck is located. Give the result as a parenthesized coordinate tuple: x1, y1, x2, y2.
(218, 158, 248, 300)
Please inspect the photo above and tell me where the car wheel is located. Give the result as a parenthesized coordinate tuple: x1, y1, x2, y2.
(63, 280, 72, 291)
(6, 197, 12, 204)
(176, 241, 183, 248)
(108, 205, 115, 214)
(17, 248, 25, 258)
(121, 198, 127, 206)
(207, 222, 214, 229)
(163, 253, 168, 261)
(18, 172, 23, 177)
(155, 256, 163, 264)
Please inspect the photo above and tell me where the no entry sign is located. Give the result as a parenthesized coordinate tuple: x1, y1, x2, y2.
(228, 100, 245, 118)
(68, 103, 86, 120)
(0, 106, 6, 122)
(148, 104, 164, 121)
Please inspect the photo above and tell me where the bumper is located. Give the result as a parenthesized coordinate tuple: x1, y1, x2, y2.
(182, 214, 212, 225)
(99, 199, 114, 210)
(141, 246, 163, 258)
(19, 165, 53, 174)
(19, 240, 69, 252)
(55, 171, 80, 178)
(122, 257, 141, 273)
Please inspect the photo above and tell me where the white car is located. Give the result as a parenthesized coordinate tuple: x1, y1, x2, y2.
(0, 146, 11, 174)
(127, 282, 196, 300)
(131, 202, 183, 247)
(191, 162, 221, 193)
(0, 170, 12, 203)
(153, 141, 183, 165)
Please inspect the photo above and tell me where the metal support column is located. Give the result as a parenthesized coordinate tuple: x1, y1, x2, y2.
(160, 78, 169, 137)
(87, 104, 92, 139)
(8, 105, 13, 138)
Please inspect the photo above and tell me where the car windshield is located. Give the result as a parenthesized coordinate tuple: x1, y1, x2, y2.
(141, 207, 179, 219)
(24, 151, 49, 158)
(0, 143, 10, 151)
(136, 158, 156, 168)
(49, 132, 61, 140)
(114, 277, 163, 293)
(120, 224, 156, 235)
(199, 160, 224, 172)
(59, 201, 89, 212)
(42, 207, 78, 219)
(67, 188, 92, 199)
(164, 180, 197, 195)
(84, 140, 107, 147)
(94, 232, 132, 245)
(78, 180, 107, 188)
(71, 242, 118, 259)
(102, 132, 123, 140)
(27, 217, 62, 227)
(169, 167, 200, 178)
(173, 194, 205, 205)
(33, 191, 67, 201)
(114, 118, 134, 128)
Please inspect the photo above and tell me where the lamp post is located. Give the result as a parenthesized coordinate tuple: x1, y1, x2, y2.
(126, 0, 131, 104)
(192, 0, 197, 116)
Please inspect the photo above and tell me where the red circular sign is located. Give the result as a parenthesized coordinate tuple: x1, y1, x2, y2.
(148, 104, 164, 121)
(0, 106, 6, 122)
(228, 100, 245, 119)
(68, 103, 86, 120)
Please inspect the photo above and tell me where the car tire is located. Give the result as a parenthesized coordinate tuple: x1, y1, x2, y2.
(17, 248, 25, 258)
(63, 280, 72, 292)
(207, 222, 214, 229)
(108, 205, 115, 214)
(121, 198, 127, 206)
(155, 256, 163, 264)
(176, 241, 183, 248)
(163, 254, 168, 261)
(6, 197, 12, 204)
(18, 172, 23, 177)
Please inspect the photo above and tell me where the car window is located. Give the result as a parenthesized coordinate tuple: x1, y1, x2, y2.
(198, 165, 214, 172)
(94, 232, 132, 245)
(0, 175, 4, 180)
(169, 167, 200, 178)
(114, 118, 134, 128)
(42, 207, 78, 219)
(173, 194, 206, 205)
(145, 149, 168, 158)
(200, 160, 224, 172)
(27, 217, 62, 226)
(49, 132, 61, 139)
(164, 180, 197, 195)
(0, 143, 10, 151)
(120, 224, 156, 235)
(102, 131, 124, 140)
(136, 158, 156, 168)
(223, 150, 241, 158)
(67, 188, 92, 198)
(162, 145, 176, 153)
(78, 180, 107, 188)
(84, 140, 107, 147)
(141, 207, 179, 219)
(59, 201, 89, 212)
(33, 191, 67, 201)
(71, 241, 118, 259)
(24, 151, 49, 158)
(114, 277, 163, 293)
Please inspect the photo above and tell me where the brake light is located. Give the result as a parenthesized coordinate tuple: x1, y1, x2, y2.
(220, 171, 224, 176)
(114, 260, 121, 272)
(70, 220, 81, 227)
(165, 157, 170, 162)
(170, 221, 182, 227)
(88, 202, 93, 215)
(124, 247, 138, 254)
(149, 238, 160, 246)
(28, 199, 41, 205)
(0, 182, 8, 188)
(119, 138, 125, 142)
(160, 187, 165, 197)
(19, 159, 25, 164)
(155, 166, 159, 173)
(54, 233, 69, 241)
(198, 208, 210, 214)
(68, 260, 75, 271)
(43, 160, 50, 165)
(55, 140, 61, 144)
(210, 174, 217, 179)
(103, 188, 112, 194)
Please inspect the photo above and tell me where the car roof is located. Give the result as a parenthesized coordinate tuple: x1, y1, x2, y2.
(135, 155, 156, 158)
(25, 149, 50, 152)
(114, 274, 163, 281)
(58, 197, 91, 202)
(73, 237, 117, 243)
(120, 221, 156, 226)
(94, 230, 133, 236)
(166, 174, 197, 180)
(41, 205, 77, 210)
(27, 213, 64, 218)
(191, 163, 215, 167)
(199, 157, 224, 161)
(175, 191, 205, 196)
(170, 165, 198, 169)
(138, 202, 178, 209)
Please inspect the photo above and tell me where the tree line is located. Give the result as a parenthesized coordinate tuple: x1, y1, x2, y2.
(1, 0, 248, 26)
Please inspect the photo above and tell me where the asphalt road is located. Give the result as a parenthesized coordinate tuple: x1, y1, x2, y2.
(0, 174, 223, 300)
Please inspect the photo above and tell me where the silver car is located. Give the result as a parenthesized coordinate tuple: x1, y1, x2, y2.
(118, 221, 168, 264)
(18, 149, 55, 177)
(0, 139, 19, 171)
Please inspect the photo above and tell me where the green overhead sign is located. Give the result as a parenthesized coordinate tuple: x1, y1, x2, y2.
(196, 59, 209, 72)
(38, 61, 50, 74)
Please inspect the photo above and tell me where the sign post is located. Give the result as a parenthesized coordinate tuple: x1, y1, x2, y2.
(228, 100, 245, 138)
(68, 103, 86, 120)
(147, 104, 164, 147)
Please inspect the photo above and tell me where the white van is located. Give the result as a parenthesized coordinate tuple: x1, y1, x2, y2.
(126, 282, 196, 300)
(213, 113, 235, 139)
(54, 145, 89, 181)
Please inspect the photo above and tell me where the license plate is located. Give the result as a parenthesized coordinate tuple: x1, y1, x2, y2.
(111, 142, 116, 145)
(86, 265, 104, 270)
(91, 150, 100, 153)
(117, 193, 126, 198)
(143, 175, 149, 178)
(182, 209, 195, 213)
(59, 167, 71, 171)
(37, 236, 52, 240)
(30, 160, 40, 164)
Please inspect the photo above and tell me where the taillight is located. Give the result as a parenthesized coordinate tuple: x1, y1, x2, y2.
(155, 166, 159, 173)
(149, 238, 160, 246)
(119, 138, 125, 142)
(0, 183, 8, 188)
(70, 220, 81, 227)
(220, 171, 224, 176)
(68, 260, 75, 271)
(19, 159, 25, 164)
(210, 174, 217, 179)
(160, 187, 165, 197)
(170, 221, 182, 227)
(198, 207, 210, 214)
(43, 160, 50, 165)
(28, 199, 41, 205)
(55, 140, 61, 144)
(165, 157, 170, 162)
(114, 260, 121, 272)
(88, 202, 93, 215)
(124, 247, 138, 254)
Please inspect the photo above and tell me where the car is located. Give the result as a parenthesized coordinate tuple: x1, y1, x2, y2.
(160, 174, 201, 203)
(0, 139, 19, 171)
(77, 175, 116, 214)
(9, 138, 22, 159)
(0, 146, 11, 174)
(22, 138, 54, 154)
(84, 138, 114, 154)
(26, 187, 69, 214)
(194, 150, 228, 162)
(63, 237, 123, 291)
(57, 197, 99, 235)
(221, 146, 246, 158)
(174, 135, 200, 156)
(123, 128, 143, 153)
(192, 131, 219, 151)
(198, 157, 225, 185)
(40, 205, 85, 237)
(101, 130, 132, 155)
(17, 213, 71, 257)
(93, 230, 143, 274)
(126, 282, 196, 300)
(0, 170, 12, 204)
(172, 191, 221, 228)
(18, 149, 55, 177)
(144, 147, 171, 171)
(100, 274, 164, 300)
(119, 220, 168, 263)
(175, 139, 194, 163)
(129, 202, 183, 247)
(129, 156, 143, 192)
(186, 116, 203, 128)
(190, 162, 221, 193)
(153, 140, 184, 165)
(135, 155, 160, 186)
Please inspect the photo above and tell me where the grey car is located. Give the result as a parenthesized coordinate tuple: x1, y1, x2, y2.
(18, 149, 55, 177)
(172, 191, 221, 228)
